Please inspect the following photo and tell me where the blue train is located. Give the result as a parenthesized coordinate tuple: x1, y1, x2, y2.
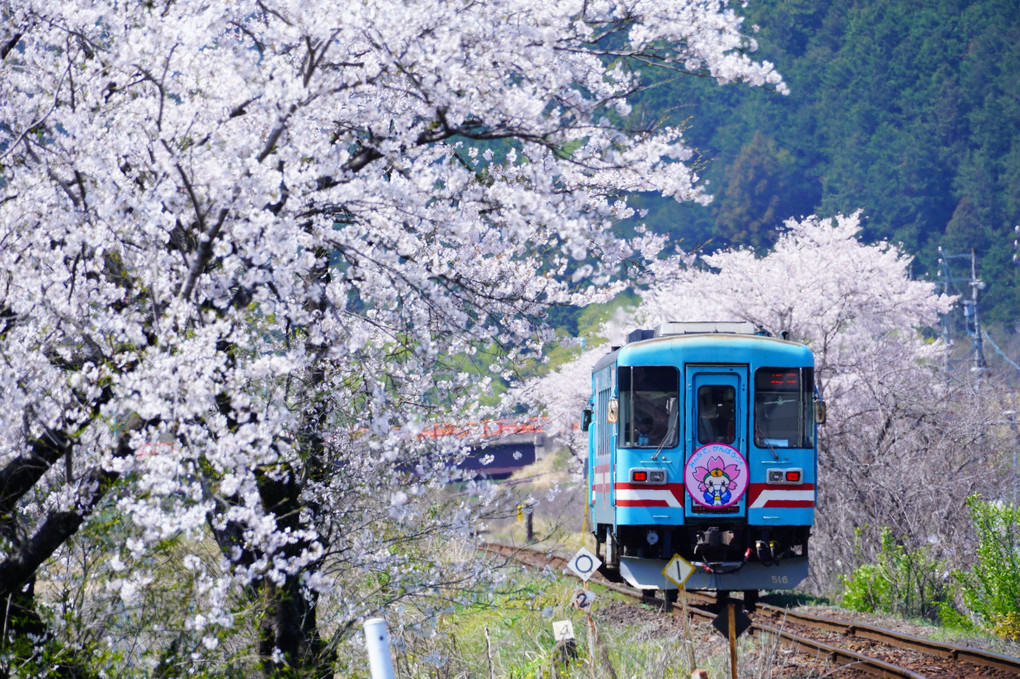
(583, 321, 824, 599)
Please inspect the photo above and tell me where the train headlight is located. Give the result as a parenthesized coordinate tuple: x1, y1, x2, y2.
(630, 469, 666, 484)
(767, 468, 803, 484)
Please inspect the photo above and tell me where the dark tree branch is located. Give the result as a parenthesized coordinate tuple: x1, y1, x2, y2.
(0, 431, 139, 602)
(1, 32, 22, 61)
(0, 428, 72, 545)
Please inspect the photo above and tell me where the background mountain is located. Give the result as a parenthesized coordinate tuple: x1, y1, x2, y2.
(628, 0, 1020, 327)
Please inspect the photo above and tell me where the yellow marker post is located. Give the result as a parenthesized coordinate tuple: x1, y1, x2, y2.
(663, 554, 698, 670)
(728, 602, 738, 679)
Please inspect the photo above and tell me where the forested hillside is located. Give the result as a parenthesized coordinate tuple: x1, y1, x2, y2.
(632, 0, 1020, 325)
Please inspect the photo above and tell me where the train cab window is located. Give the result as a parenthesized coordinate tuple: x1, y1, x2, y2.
(697, 385, 736, 444)
(618, 366, 679, 449)
(754, 367, 815, 448)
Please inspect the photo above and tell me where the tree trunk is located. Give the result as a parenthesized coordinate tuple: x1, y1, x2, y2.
(253, 468, 334, 678)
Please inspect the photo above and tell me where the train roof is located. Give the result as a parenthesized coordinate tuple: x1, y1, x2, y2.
(592, 321, 812, 373)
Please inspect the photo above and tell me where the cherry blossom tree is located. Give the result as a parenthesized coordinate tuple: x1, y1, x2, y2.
(0, 0, 784, 673)
(510, 311, 633, 473)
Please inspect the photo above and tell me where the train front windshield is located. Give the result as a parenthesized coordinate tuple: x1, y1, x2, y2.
(753, 367, 816, 448)
(618, 366, 679, 449)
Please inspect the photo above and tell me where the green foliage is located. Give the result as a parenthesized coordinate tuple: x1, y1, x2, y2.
(840, 562, 889, 614)
(954, 496, 1020, 641)
(840, 527, 952, 622)
(624, 0, 1020, 324)
(712, 131, 804, 248)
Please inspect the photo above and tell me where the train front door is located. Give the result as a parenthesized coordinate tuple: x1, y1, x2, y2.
(683, 366, 750, 517)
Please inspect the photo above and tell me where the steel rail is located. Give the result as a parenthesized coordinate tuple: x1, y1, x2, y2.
(636, 591, 927, 679)
(748, 622, 926, 679)
(753, 603, 1020, 676)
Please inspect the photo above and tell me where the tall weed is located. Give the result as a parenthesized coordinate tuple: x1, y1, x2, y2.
(839, 527, 951, 622)
(954, 496, 1020, 641)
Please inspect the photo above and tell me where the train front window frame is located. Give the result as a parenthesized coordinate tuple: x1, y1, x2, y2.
(753, 367, 815, 449)
(618, 365, 680, 449)
(697, 384, 737, 444)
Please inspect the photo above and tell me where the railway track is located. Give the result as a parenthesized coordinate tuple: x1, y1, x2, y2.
(482, 542, 1020, 678)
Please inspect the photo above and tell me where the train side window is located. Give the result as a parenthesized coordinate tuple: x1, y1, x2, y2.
(618, 365, 679, 449)
(697, 385, 736, 444)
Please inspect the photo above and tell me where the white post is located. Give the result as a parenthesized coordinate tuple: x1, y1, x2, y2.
(364, 617, 396, 679)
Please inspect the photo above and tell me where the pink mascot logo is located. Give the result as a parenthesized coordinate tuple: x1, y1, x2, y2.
(684, 443, 748, 508)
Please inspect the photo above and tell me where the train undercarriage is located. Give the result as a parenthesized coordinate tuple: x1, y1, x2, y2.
(593, 523, 811, 594)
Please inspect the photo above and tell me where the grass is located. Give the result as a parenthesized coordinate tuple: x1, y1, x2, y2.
(391, 564, 698, 678)
(355, 551, 838, 679)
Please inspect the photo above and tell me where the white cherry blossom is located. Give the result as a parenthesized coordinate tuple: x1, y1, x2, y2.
(0, 0, 782, 672)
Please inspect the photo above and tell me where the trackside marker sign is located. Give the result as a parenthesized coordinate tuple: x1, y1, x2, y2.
(662, 553, 695, 588)
(570, 587, 597, 610)
(567, 547, 602, 582)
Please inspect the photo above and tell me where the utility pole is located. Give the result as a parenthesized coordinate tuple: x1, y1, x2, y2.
(937, 247, 986, 373)
(969, 249, 987, 373)
(1014, 226, 1020, 504)
(1013, 225, 1020, 273)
